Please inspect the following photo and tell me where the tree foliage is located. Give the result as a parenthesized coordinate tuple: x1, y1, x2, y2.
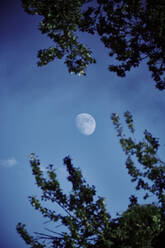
(111, 111, 165, 211)
(22, 0, 165, 89)
(17, 112, 165, 247)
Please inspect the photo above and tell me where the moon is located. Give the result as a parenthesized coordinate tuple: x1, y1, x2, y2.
(75, 113, 96, 136)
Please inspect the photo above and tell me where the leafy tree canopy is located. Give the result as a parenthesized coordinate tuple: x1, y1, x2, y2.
(17, 112, 165, 248)
(22, 0, 165, 89)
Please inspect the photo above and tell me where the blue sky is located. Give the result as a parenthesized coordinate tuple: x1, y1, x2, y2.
(1, 1, 165, 247)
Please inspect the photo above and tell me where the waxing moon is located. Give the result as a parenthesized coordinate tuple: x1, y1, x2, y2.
(75, 113, 96, 135)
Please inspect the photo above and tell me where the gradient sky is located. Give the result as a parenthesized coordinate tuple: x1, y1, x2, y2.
(1, 1, 165, 247)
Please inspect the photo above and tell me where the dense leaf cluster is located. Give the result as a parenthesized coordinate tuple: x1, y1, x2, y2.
(22, 0, 165, 89)
(17, 112, 165, 248)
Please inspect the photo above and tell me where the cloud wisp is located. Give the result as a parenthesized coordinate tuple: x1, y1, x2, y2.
(0, 157, 18, 168)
